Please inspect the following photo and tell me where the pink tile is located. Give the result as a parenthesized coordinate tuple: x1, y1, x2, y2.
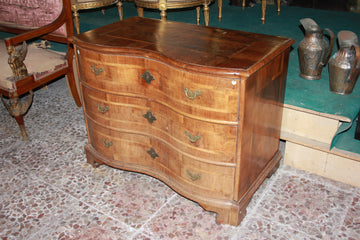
(235, 217, 317, 239)
(256, 172, 353, 239)
(81, 169, 176, 228)
(31, 199, 135, 239)
(0, 177, 69, 238)
(141, 195, 237, 239)
(336, 195, 360, 239)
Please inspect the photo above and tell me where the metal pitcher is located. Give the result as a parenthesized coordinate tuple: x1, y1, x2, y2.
(298, 18, 335, 80)
(328, 31, 360, 95)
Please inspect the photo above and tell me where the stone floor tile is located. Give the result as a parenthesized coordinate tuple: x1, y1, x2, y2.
(79, 169, 176, 229)
(29, 198, 135, 240)
(334, 193, 360, 240)
(256, 170, 354, 239)
(233, 216, 317, 240)
(141, 195, 237, 240)
(0, 177, 69, 239)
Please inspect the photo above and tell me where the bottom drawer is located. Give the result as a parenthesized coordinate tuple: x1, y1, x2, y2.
(87, 119, 235, 200)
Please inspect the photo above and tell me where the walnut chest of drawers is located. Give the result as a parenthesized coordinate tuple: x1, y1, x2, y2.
(71, 17, 294, 226)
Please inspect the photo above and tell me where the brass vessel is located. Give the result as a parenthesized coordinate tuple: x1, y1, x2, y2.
(298, 18, 335, 80)
(328, 31, 360, 95)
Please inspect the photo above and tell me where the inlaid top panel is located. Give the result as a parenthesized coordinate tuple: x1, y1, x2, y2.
(71, 17, 294, 77)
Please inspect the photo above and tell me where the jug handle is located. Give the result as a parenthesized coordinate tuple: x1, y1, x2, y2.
(349, 45, 360, 82)
(323, 28, 335, 66)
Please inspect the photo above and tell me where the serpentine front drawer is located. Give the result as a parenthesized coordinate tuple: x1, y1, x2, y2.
(76, 49, 240, 123)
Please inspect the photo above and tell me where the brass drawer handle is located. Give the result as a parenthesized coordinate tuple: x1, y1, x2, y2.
(142, 70, 155, 84)
(102, 138, 113, 148)
(97, 104, 109, 114)
(185, 130, 201, 143)
(147, 147, 159, 159)
(186, 169, 201, 181)
(143, 110, 157, 124)
(91, 65, 103, 76)
(184, 88, 200, 100)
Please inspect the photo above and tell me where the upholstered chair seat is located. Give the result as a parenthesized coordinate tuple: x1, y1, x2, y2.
(0, 41, 67, 91)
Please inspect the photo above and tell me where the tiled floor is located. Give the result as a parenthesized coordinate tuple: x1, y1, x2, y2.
(1, 78, 360, 239)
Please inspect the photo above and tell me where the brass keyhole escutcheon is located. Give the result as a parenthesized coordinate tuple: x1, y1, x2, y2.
(186, 169, 201, 181)
(143, 110, 157, 124)
(97, 104, 109, 114)
(102, 138, 113, 148)
(184, 88, 201, 100)
(142, 70, 155, 84)
(91, 65, 103, 76)
(147, 147, 159, 159)
(185, 131, 201, 143)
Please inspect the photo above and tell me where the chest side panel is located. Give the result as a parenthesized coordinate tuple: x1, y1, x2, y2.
(234, 50, 290, 201)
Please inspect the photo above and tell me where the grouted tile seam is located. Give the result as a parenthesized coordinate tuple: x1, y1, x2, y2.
(129, 193, 179, 240)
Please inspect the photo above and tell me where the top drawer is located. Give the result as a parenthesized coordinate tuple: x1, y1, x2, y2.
(75, 47, 240, 123)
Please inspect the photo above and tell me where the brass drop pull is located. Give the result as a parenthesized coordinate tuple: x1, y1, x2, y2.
(97, 104, 109, 114)
(91, 65, 103, 76)
(185, 131, 201, 143)
(184, 88, 200, 100)
(147, 147, 159, 159)
(142, 70, 155, 84)
(186, 169, 201, 181)
(102, 138, 113, 148)
(143, 110, 157, 124)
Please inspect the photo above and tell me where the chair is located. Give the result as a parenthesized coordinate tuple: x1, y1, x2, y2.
(242, 0, 280, 24)
(0, 0, 81, 140)
(134, 0, 222, 26)
(71, 0, 123, 34)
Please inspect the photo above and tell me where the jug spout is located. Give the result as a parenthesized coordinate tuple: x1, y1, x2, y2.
(338, 31, 359, 48)
(300, 18, 321, 33)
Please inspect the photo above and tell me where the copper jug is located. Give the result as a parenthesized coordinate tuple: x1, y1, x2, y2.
(328, 31, 360, 95)
(298, 18, 335, 80)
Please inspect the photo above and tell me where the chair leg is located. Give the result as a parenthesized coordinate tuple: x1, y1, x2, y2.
(196, 6, 200, 25)
(242, 0, 245, 10)
(261, 0, 266, 24)
(67, 48, 82, 107)
(203, 3, 209, 26)
(67, 70, 81, 107)
(277, 0, 280, 15)
(14, 115, 28, 140)
(117, 1, 123, 20)
(73, 10, 80, 34)
(137, 7, 144, 17)
(218, 0, 222, 22)
(160, 10, 167, 20)
(1, 92, 33, 140)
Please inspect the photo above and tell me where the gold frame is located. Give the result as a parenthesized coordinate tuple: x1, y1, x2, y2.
(134, 0, 220, 26)
(71, 0, 123, 34)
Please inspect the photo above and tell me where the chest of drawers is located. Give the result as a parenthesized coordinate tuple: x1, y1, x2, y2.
(71, 17, 294, 226)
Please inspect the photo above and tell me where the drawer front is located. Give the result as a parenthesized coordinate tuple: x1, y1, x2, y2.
(76, 48, 240, 123)
(83, 86, 237, 164)
(87, 119, 235, 200)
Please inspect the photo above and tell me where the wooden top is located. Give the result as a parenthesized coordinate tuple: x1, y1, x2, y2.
(71, 17, 294, 77)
